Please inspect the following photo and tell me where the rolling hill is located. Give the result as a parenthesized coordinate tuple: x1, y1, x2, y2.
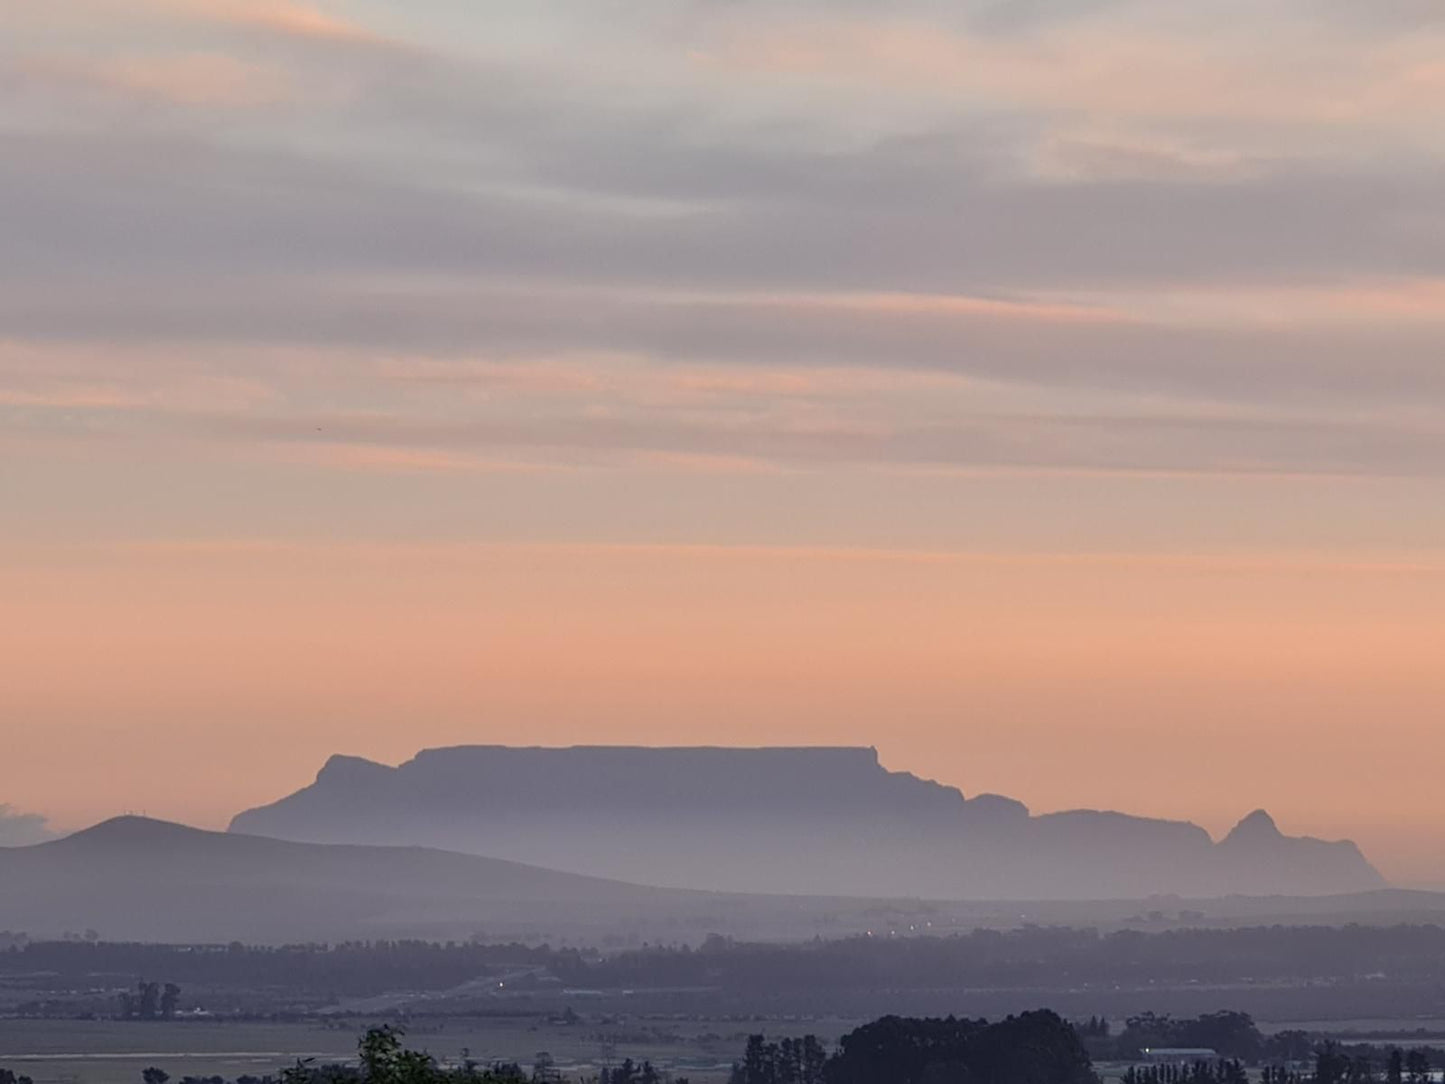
(0, 816, 719, 943)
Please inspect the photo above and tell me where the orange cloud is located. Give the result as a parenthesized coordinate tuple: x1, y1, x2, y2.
(0, 386, 148, 409)
(624, 450, 790, 476)
(747, 289, 1130, 325)
(230, 0, 363, 41)
(152, 0, 374, 42)
(38, 51, 293, 107)
(266, 442, 562, 475)
(1051, 277, 1445, 328)
(690, 12, 1445, 133)
(29, 0, 381, 44)
(91, 537, 1445, 577)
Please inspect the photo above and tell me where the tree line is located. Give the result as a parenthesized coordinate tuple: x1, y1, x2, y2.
(1122, 1062, 1249, 1084)
(1118, 1044, 1438, 1084)
(12, 925, 1445, 999)
(0, 1014, 1094, 1084)
(733, 1013, 1445, 1084)
(121, 981, 184, 1019)
(135, 1025, 684, 1084)
(1083, 1010, 1443, 1071)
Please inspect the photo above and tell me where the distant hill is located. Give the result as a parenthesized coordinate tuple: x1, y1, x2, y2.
(0, 816, 732, 943)
(228, 745, 1386, 899)
(0, 814, 1423, 946)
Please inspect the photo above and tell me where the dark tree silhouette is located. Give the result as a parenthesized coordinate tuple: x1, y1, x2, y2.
(736, 1011, 1095, 1084)
(137, 981, 161, 1020)
(1314, 1044, 1359, 1084)
(599, 1058, 664, 1084)
(1123, 1061, 1248, 1084)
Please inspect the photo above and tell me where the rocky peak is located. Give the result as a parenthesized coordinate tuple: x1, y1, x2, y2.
(1222, 809, 1284, 845)
(316, 754, 392, 784)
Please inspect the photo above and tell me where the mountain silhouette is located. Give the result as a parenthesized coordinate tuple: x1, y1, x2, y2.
(229, 745, 1385, 898)
(0, 816, 722, 943)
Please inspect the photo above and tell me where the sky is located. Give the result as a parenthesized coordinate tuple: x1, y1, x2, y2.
(3, 0, 1445, 881)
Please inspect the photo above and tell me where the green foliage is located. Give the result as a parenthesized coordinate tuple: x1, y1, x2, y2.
(349, 1027, 529, 1084)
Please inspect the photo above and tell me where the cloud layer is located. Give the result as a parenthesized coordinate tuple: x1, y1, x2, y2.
(7, 1, 1445, 875)
(4, 0, 1445, 479)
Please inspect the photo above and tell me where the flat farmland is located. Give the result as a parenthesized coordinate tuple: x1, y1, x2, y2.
(0, 1020, 352, 1084)
(0, 1015, 827, 1084)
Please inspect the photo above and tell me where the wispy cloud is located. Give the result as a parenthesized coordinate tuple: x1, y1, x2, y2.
(6, 0, 1445, 876)
(690, 6, 1445, 130)
(88, 537, 1445, 577)
(0, 805, 55, 847)
(266, 442, 566, 476)
(5, 2, 1445, 481)
(72, 51, 290, 107)
(197, 0, 373, 42)
(60, 0, 378, 43)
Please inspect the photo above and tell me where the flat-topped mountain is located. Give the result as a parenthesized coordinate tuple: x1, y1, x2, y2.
(229, 745, 1385, 899)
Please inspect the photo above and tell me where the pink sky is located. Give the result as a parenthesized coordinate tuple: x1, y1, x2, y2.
(4, 0, 1445, 883)
(6, 538, 1445, 882)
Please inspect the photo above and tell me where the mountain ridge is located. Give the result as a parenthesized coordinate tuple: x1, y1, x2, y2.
(0, 813, 1424, 946)
(229, 744, 1385, 899)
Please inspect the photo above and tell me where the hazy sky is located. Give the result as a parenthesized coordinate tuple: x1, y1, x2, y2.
(4, 1, 1445, 883)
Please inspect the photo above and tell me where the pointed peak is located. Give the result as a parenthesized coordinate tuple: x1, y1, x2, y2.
(1224, 809, 1282, 844)
(1240, 808, 1280, 830)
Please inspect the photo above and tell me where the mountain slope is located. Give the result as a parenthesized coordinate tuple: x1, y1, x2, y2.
(229, 745, 1386, 899)
(0, 816, 718, 943)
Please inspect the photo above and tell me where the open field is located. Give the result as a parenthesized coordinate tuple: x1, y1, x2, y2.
(11, 1013, 1445, 1084)
(0, 1014, 860, 1084)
